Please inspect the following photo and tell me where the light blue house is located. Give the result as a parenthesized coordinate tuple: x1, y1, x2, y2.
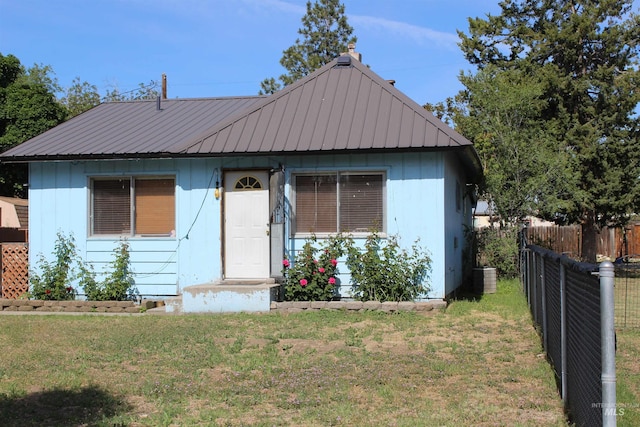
(1, 52, 482, 312)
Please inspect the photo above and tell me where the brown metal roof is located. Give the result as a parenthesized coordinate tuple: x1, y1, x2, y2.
(179, 55, 474, 155)
(0, 55, 481, 181)
(0, 96, 263, 159)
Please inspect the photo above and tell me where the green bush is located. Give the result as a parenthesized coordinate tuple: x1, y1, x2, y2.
(30, 232, 138, 301)
(344, 232, 432, 302)
(282, 232, 432, 302)
(475, 226, 518, 278)
(81, 241, 138, 301)
(282, 235, 344, 301)
(29, 232, 78, 300)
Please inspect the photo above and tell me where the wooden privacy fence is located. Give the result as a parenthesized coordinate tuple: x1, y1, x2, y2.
(526, 222, 640, 260)
(1, 243, 29, 299)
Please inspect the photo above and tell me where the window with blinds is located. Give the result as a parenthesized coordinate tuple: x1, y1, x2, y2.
(91, 176, 175, 237)
(294, 172, 384, 234)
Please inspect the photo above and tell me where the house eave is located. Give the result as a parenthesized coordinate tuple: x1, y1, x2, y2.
(1, 145, 482, 176)
(0, 152, 178, 163)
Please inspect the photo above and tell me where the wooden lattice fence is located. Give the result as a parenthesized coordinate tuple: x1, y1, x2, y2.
(1, 243, 29, 299)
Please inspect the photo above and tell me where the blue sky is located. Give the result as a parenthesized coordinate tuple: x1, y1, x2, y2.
(2, 0, 508, 105)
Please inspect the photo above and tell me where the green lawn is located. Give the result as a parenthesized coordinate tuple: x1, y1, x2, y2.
(0, 280, 567, 426)
(616, 327, 640, 427)
(614, 266, 640, 426)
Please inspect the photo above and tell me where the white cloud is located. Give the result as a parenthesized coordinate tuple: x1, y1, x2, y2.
(238, 0, 305, 15)
(350, 14, 459, 50)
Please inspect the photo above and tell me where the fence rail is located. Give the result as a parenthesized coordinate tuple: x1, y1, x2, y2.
(521, 240, 616, 427)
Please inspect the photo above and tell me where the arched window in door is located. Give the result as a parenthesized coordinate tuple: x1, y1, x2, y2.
(234, 175, 263, 190)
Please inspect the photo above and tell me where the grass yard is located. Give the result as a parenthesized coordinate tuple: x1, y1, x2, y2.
(0, 280, 567, 426)
(616, 327, 640, 427)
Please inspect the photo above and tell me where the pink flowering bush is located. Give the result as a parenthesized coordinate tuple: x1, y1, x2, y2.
(282, 235, 344, 301)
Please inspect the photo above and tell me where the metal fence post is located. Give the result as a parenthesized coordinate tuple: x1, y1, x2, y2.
(540, 258, 548, 352)
(532, 253, 538, 324)
(559, 263, 567, 404)
(600, 261, 616, 427)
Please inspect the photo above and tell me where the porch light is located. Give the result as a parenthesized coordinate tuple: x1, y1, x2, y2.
(214, 180, 220, 200)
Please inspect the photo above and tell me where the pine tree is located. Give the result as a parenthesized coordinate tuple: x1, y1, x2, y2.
(455, 0, 640, 261)
(259, 0, 356, 94)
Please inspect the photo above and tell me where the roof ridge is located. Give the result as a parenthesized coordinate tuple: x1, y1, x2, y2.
(176, 59, 343, 154)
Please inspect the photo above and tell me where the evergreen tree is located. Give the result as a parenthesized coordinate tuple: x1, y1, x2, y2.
(453, 0, 640, 261)
(259, 0, 356, 94)
(446, 66, 575, 227)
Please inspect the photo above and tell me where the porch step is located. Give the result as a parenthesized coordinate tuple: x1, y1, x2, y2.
(175, 279, 280, 314)
(163, 296, 183, 314)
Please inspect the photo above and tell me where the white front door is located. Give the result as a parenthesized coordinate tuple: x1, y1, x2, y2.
(224, 170, 270, 279)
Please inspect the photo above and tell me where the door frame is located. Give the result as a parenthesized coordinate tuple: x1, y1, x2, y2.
(221, 169, 271, 279)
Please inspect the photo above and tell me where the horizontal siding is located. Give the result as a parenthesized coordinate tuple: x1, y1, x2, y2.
(129, 284, 177, 296)
(85, 254, 177, 275)
(86, 249, 178, 264)
(29, 158, 225, 297)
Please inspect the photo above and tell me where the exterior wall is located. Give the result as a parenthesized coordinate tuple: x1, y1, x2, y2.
(282, 152, 447, 300)
(28, 151, 467, 300)
(443, 153, 475, 296)
(29, 159, 227, 297)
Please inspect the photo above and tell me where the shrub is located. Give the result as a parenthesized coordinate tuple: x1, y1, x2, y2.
(344, 232, 432, 302)
(282, 235, 344, 301)
(30, 232, 138, 301)
(29, 232, 79, 300)
(475, 226, 518, 278)
(81, 241, 138, 301)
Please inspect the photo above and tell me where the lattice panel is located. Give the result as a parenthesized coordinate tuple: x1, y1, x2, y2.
(1, 243, 29, 299)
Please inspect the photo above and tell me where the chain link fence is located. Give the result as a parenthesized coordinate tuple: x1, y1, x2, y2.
(520, 238, 616, 427)
(614, 262, 640, 328)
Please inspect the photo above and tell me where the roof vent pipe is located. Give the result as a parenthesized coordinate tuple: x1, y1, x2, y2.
(156, 96, 161, 111)
(162, 73, 167, 99)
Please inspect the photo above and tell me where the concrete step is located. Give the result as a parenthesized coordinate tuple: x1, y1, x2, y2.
(178, 279, 280, 314)
(163, 296, 183, 314)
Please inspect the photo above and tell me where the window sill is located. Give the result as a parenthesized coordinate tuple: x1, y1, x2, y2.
(293, 232, 387, 239)
(88, 235, 177, 240)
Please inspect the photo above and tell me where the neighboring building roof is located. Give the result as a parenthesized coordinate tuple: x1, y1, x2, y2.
(15, 205, 28, 228)
(0, 196, 28, 228)
(0, 54, 482, 182)
(0, 196, 28, 207)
